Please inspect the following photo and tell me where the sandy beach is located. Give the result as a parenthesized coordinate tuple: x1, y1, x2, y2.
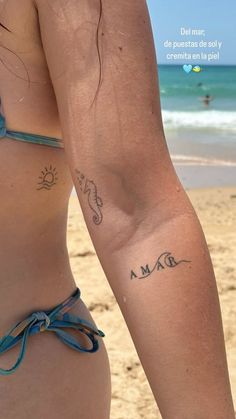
(67, 185, 236, 419)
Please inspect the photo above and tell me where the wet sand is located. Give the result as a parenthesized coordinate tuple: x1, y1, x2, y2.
(174, 164, 236, 189)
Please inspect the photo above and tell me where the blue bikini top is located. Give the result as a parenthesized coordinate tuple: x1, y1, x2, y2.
(0, 103, 64, 149)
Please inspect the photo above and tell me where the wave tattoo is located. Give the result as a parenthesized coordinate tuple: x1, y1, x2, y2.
(75, 169, 103, 225)
(130, 251, 191, 280)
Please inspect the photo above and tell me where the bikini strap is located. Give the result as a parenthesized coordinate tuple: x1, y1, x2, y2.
(0, 287, 105, 375)
(0, 112, 7, 138)
(0, 97, 64, 148)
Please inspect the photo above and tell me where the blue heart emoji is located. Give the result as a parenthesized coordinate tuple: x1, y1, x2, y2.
(183, 64, 193, 74)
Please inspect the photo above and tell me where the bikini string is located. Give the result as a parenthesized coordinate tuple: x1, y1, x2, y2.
(0, 287, 105, 375)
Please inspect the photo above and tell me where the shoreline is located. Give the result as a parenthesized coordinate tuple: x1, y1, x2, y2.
(174, 164, 236, 189)
(70, 164, 236, 197)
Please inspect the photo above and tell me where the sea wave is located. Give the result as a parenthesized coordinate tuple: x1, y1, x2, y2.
(162, 110, 236, 131)
(171, 154, 236, 166)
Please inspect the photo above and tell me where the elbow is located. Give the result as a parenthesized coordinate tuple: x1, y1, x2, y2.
(101, 170, 195, 254)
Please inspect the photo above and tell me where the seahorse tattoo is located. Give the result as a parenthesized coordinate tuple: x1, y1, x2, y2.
(75, 169, 103, 225)
(36, 165, 58, 190)
(130, 251, 191, 280)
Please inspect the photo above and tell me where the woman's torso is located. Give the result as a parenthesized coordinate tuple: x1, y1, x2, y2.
(0, 0, 76, 332)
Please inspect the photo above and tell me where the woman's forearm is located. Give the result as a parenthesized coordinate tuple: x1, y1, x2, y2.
(35, 0, 234, 413)
(96, 201, 235, 419)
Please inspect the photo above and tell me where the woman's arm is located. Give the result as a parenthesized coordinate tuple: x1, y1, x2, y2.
(35, 1, 235, 417)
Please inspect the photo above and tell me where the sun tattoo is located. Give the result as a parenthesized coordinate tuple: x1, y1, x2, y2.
(36, 165, 58, 191)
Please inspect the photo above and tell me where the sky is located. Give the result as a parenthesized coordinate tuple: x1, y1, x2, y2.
(147, 0, 236, 65)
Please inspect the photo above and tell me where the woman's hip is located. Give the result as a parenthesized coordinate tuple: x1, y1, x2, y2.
(0, 285, 111, 419)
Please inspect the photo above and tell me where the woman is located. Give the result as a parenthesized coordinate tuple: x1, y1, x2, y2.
(0, 0, 235, 418)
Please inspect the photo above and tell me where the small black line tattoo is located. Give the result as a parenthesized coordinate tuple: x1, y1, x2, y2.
(36, 165, 58, 191)
(130, 251, 191, 280)
(75, 169, 103, 225)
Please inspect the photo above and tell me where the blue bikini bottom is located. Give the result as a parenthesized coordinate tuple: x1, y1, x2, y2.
(0, 287, 105, 375)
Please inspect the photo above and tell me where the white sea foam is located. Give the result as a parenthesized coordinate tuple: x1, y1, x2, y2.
(162, 110, 236, 131)
(171, 154, 236, 166)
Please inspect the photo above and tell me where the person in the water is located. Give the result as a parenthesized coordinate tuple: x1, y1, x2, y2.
(201, 94, 214, 106)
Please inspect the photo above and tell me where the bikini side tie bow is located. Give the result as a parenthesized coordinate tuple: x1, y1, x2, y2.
(0, 287, 105, 375)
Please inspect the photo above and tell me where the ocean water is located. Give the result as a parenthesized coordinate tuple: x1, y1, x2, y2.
(158, 65, 236, 166)
(71, 65, 236, 197)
